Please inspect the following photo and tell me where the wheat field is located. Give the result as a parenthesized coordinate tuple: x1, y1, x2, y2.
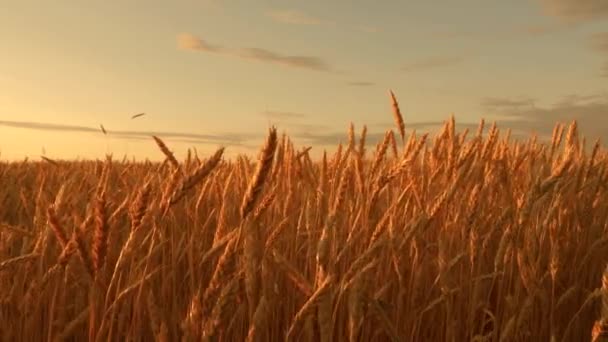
(1, 93, 608, 341)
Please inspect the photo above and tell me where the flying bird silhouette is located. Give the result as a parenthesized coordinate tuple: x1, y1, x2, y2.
(131, 113, 146, 119)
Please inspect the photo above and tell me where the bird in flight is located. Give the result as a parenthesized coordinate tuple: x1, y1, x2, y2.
(100, 124, 107, 135)
(131, 112, 146, 119)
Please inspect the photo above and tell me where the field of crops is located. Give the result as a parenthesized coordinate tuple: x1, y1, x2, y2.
(1, 94, 608, 341)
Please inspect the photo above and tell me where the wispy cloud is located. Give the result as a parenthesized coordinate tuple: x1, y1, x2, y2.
(260, 110, 308, 120)
(0, 119, 255, 146)
(401, 56, 463, 72)
(256, 110, 334, 136)
(537, 0, 608, 22)
(291, 120, 545, 148)
(481, 97, 537, 111)
(290, 127, 388, 147)
(177, 33, 226, 53)
(365, 93, 608, 145)
(257, 110, 332, 133)
(265, 9, 328, 26)
(479, 92, 608, 141)
(177, 33, 334, 73)
(555, 93, 606, 105)
(120, 135, 258, 150)
(288, 123, 333, 133)
(346, 81, 375, 87)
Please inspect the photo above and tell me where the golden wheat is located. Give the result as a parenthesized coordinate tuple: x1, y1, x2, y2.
(1, 94, 608, 341)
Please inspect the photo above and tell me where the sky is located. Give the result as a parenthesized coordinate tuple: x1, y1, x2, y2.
(1, 0, 607, 161)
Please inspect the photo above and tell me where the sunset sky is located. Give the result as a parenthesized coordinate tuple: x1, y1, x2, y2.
(1, 0, 607, 161)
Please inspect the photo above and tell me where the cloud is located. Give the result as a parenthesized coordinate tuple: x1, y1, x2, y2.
(177, 33, 226, 53)
(293, 130, 385, 147)
(401, 56, 463, 72)
(537, 0, 608, 22)
(347, 81, 375, 87)
(481, 97, 537, 112)
(0, 120, 99, 134)
(0, 119, 256, 146)
(257, 111, 332, 134)
(290, 121, 543, 148)
(554, 93, 606, 105)
(265, 10, 327, 26)
(177, 33, 334, 72)
(120, 135, 257, 149)
(237, 47, 332, 71)
(288, 123, 333, 133)
(361, 94, 608, 145)
(291, 119, 467, 147)
(260, 110, 307, 120)
(479, 93, 608, 142)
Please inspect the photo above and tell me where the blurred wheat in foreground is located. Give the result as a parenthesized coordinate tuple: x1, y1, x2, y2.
(2, 93, 608, 342)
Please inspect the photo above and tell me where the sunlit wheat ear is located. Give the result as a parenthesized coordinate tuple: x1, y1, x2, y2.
(389, 89, 405, 144)
(240, 126, 278, 219)
(271, 133, 286, 179)
(271, 250, 313, 296)
(185, 148, 192, 168)
(94, 157, 110, 199)
(152, 135, 180, 170)
(240, 127, 278, 323)
(129, 178, 152, 231)
(358, 124, 367, 157)
(161, 167, 182, 209)
(347, 122, 356, 152)
(331, 159, 351, 216)
(166, 147, 224, 210)
(565, 120, 579, 154)
(50, 181, 67, 208)
(47, 204, 69, 248)
(253, 189, 276, 220)
(213, 171, 235, 244)
(585, 138, 601, 181)
(475, 118, 485, 138)
(387, 130, 399, 159)
(74, 215, 95, 279)
(286, 275, 334, 340)
(92, 189, 108, 279)
(202, 233, 239, 315)
(370, 130, 391, 177)
(203, 274, 241, 340)
(56, 236, 77, 267)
